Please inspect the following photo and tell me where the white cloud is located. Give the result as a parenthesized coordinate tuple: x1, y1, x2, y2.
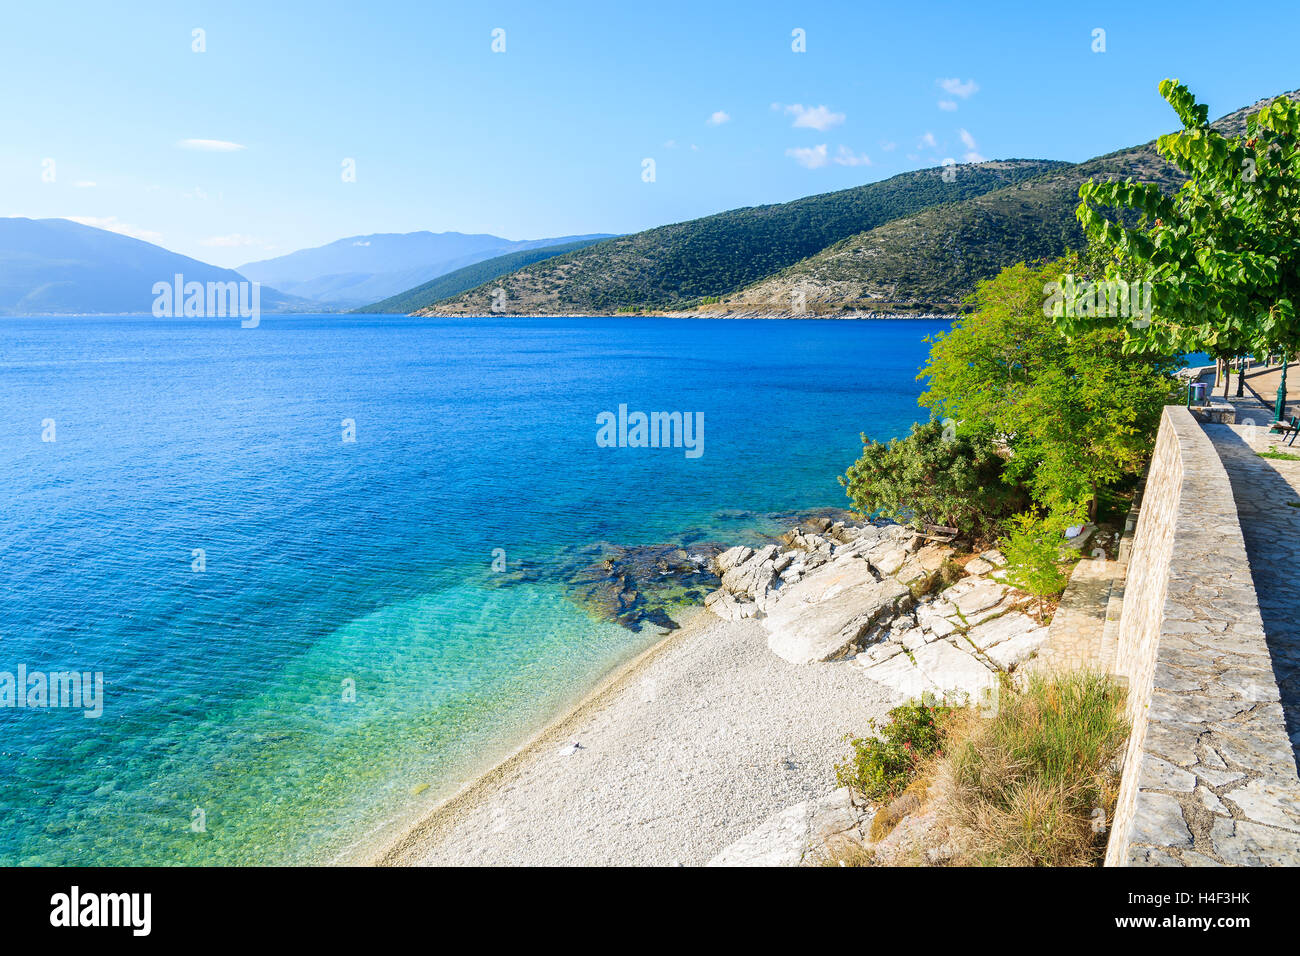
(918, 131, 937, 149)
(833, 146, 871, 167)
(778, 103, 846, 132)
(958, 128, 986, 162)
(786, 144, 829, 169)
(68, 216, 161, 242)
(937, 100, 957, 111)
(663, 139, 678, 149)
(880, 141, 897, 152)
(73, 180, 97, 188)
(707, 110, 731, 125)
(177, 138, 247, 152)
(199, 234, 264, 248)
(353, 240, 371, 246)
(937, 78, 979, 99)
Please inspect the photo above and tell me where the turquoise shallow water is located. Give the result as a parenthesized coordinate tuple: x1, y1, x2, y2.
(0, 313, 943, 864)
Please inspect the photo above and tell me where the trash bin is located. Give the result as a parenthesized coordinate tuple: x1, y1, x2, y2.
(1188, 382, 1208, 406)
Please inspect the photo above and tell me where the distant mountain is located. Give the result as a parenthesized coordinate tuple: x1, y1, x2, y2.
(239, 230, 615, 308)
(411, 160, 1067, 315)
(0, 218, 310, 315)
(353, 237, 611, 313)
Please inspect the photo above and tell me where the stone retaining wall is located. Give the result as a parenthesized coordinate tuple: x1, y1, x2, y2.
(1106, 406, 1300, 865)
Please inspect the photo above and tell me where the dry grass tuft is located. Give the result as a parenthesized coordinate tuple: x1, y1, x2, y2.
(936, 671, 1127, 866)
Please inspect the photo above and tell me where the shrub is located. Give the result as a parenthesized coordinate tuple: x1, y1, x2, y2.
(1001, 513, 1072, 622)
(835, 698, 953, 801)
(840, 418, 1027, 540)
(941, 672, 1129, 866)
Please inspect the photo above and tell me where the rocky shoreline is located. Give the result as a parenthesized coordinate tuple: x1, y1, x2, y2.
(380, 511, 1055, 867)
(703, 514, 1048, 705)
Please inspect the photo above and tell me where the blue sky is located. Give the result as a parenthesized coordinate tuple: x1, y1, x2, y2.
(3, 0, 1298, 268)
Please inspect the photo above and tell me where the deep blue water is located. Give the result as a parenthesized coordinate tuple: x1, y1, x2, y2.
(0, 313, 943, 864)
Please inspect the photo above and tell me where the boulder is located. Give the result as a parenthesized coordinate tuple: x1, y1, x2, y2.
(704, 588, 756, 622)
(714, 545, 754, 573)
(910, 640, 999, 701)
(857, 651, 941, 699)
(964, 557, 994, 577)
(985, 627, 1050, 670)
(707, 788, 867, 867)
(914, 543, 953, 573)
(765, 577, 911, 665)
(927, 616, 957, 638)
(869, 546, 908, 576)
(953, 580, 1007, 619)
(966, 612, 1039, 651)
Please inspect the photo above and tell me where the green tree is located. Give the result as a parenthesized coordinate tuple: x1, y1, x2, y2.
(919, 256, 1178, 524)
(840, 418, 1026, 540)
(1001, 514, 1071, 623)
(1075, 80, 1300, 420)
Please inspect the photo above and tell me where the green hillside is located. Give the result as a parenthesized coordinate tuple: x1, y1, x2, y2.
(412, 160, 1066, 314)
(727, 142, 1184, 313)
(724, 92, 1293, 314)
(352, 237, 610, 313)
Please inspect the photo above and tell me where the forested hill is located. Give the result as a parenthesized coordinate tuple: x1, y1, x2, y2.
(404, 160, 1065, 314)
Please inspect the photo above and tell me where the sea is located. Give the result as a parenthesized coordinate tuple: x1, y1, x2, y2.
(0, 313, 944, 864)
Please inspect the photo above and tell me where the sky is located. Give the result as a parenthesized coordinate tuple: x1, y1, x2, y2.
(3, 0, 1298, 268)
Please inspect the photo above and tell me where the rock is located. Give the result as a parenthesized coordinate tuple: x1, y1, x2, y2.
(979, 549, 1007, 567)
(899, 628, 929, 652)
(704, 588, 756, 622)
(914, 544, 953, 573)
(858, 651, 941, 699)
(954, 580, 1008, 619)
(964, 557, 994, 576)
(966, 612, 1038, 651)
(910, 640, 999, 701)
(707, 788, 867, 866)
(964, 592, 1020, 627)
(864, 642, 904, 664)
(765, 578, 911, 665)
(893, 558, 929, 586)
(715, 545, 754, 573)
(719, 545, 781, 610)
(928, 617, 958, 639)
(870, 547, 909, 576)
(983, 627, 1049, 670)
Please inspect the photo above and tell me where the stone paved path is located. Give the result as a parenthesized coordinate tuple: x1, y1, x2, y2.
(1026, 556, 1123, 677)
(1205, 423, 1300, 768)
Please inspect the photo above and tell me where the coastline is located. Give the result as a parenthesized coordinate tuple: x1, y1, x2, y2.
(360, 605, 713, 866)
(406, 310, 960, 321)
(363, 597, 896, 866)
